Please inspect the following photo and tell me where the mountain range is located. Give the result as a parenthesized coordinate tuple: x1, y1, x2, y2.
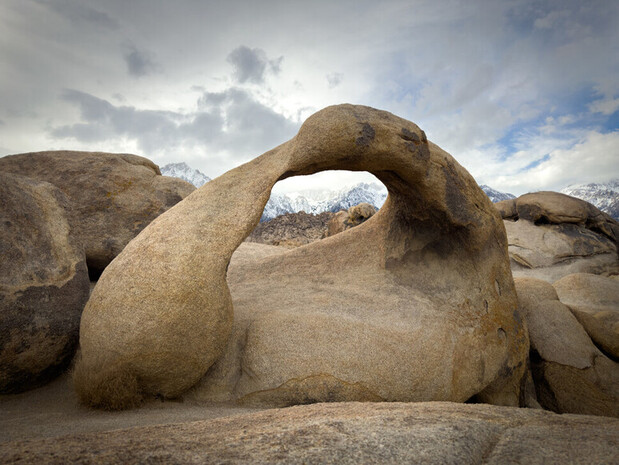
(161, 162, 618, 221)
(561, 180, 619, 220)
(161, 162, 211, 188)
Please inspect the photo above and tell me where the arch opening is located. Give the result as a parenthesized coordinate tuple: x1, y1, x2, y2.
(245, 171, 387, 248)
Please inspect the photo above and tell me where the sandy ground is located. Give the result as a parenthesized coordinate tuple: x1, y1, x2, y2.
(0, 371, 265, 443)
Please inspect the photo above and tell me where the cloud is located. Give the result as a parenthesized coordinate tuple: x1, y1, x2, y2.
(589, 97, 619, 116)
(326, 73, 343, 89)
(123, 45, 160, 77)
(502, 130, 619, 193)
(227, 46, 282, 84)
(33, 0, 119, 30)
(50, 87, 299, 174)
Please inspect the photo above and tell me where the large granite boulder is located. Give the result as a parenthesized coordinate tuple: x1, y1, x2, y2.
(74, 105, 528, 410)
(499, 192, 618, 282)
(1, 402, 617, 464)
(553, 273, 619, 359)
(0, 173, 90, 393)
(515, 277, 619, 417)
(327, 202, 377, 236)
(0, 151, 195, 276)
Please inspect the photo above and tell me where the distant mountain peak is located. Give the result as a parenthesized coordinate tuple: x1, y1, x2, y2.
(160, 162, 211, 187)
(480, 185, 516, 203)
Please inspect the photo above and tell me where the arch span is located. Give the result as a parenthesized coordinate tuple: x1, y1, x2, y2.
(74, 105, 528, 409)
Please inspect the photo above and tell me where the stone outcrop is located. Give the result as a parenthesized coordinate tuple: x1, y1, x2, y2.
(247, 211, 335, 247)
(498, 192, 618, 282)
(0, 173, 90, 394)
(515, 277, 619, 417)
(74, 104, 528, 410)
(553, 273, 619, 359)
(1, 402, 617, 464)
(327, 202, 377, 236)
(0, 151, 195, 276)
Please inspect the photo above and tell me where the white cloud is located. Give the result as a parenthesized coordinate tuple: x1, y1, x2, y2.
(492, 130, 619, 194)
(589, 97, 619, 116)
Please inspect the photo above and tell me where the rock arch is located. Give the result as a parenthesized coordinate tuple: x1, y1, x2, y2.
(74, 105, 528, 409)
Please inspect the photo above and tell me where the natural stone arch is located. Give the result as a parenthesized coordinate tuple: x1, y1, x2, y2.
(74, 104, 528, 409)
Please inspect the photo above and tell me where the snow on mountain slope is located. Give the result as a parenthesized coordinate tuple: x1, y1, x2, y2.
(162, 161, 618, 221)
(261, 183, 388, 221)
(561, 179, 619, 220)
(160, 162, 211, 187)
(480, 185, 516, 203)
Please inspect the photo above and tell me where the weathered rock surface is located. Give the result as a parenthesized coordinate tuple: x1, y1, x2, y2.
(500, 192, 619, 282)
(75, 105, 527, 410)
(327, 202, 377, 236)
(495, 199, 517, 219)
(1, 402, 617, 464)
(553, 273, 619, 359)
(0, 151, 195, 276)
(515, 277, 619, 417)
(0, 173, 90, 394)
(247, 211, 335, 247)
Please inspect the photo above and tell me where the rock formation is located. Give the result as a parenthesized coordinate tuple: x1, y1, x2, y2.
(0, 151, 195, 277)
(247, 211, 334, 247)
(74, 104, 528, 409)
(515, 277, 618, 417)
(327, 202, 377, 236)
(553, 273, 619, 359)
(497, 192, 618, 282)
(0, 173, 90, 393)
(1, 402, 617, 464)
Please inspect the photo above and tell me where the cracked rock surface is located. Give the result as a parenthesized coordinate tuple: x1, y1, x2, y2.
(1, 402, 617, 464)
(498, 192, 619, 283)
(515, 277, 619, 417)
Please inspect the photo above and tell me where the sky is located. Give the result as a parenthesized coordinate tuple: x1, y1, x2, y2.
(0, 0, 617, 195)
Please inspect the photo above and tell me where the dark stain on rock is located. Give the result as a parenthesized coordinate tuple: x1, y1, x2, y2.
(0, 260, 90, 393)
(442, 162, 470, 225)
(400, 128, 430, 160)
(401, 127, 420, 144)
(355, 123, 375, 147)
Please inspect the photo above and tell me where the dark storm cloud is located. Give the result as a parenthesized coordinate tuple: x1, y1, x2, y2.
(123, 46, 160, 77)
(34, 0, 119, 29)
(51, 88, 298, 159)
(227, 46, 282, 84)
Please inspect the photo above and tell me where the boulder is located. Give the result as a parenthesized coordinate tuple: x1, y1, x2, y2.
(494, 199, 517, 219)
(0, 151, 195, 276)
(503, 192, 618, 282)
(0, 173, 90, 394)
(1, 402, 617, 464)
(326, 210, 350, 236)
(75, 105, 528, 410)
(515, 277, 619, 417)
(327, 202, 377, 236)
(553, 273, 619, 359)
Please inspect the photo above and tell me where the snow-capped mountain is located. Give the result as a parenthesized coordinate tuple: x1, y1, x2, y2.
(561, 179, 619, 220)
(480, 185, 516, 203)
(261, 183, 388, 221)
(160, 162, 211, 187)
(163, 162, 618, 221)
